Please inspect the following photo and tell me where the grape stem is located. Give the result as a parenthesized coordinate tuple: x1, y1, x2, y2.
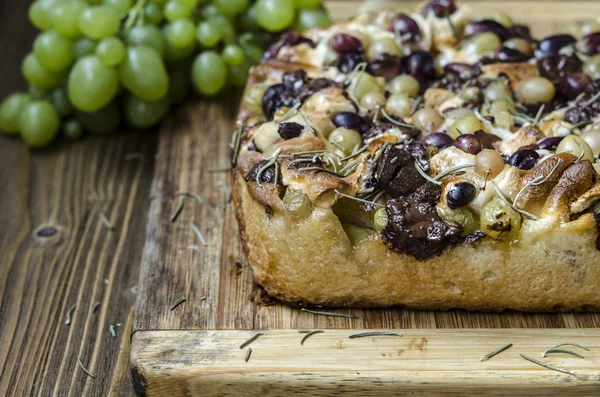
(124, 0, 148, 34)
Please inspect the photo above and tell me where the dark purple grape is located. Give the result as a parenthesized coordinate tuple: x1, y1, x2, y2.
(263, 32, 315, 61)
(336, 52, 365, 74)
(495, 46, 529, 63)
(474, 130, 501, 150)
(368, 53, 402, 81)
(403, 51, 435, 82)
(537, 136, 564, 150)
(464, 20, 509, 41)
(330, 33, 363, 54)
(453, 134, 482, 154)
(507, 149, 540, 170)
(577, 32, 600, 56)
(507, 24, 532, 40)
(421, 132, 454, 148)
(278, 122, 304, 140)
(282, 70, 307, 90)
(332, 112, 370, 134)
(536, 34, 576, 57)
(422, 0, 456, 18)
(443, 63, 480, 80)
(557, 73, 591, 100)
(391, 13, 420, 41)
(446, 182, 477, 209)
(537, 54, 582, 83)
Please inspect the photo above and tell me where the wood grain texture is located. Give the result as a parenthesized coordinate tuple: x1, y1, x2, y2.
(0, 2, 152, 397)
(132, 329, 600, 396)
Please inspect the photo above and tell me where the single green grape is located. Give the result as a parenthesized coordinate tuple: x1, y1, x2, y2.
(52, 1, 87, 38)
(96, 37, 127, 66)
(0, 93, 31, 135)
(192, 51, 227, 96)
(126, 25, 166, 58)
(164, 28, 195, 61)
(79, 6, 120, 40)
(29, 0, 63, 30)
(222, 44, 244, 66)
(19, 101, 61, 148)
(256, 0, 296, 32)
(120, 46, 169, 101)
(63, 118, 84, 140)
(294, 0, 321, 9)
(209, 15, 236, 44)
(22, 53, 66, 89)
(123, 94, 171, 129)
(144, 2, 164, 25)
(196, 21, 222, 48)
(33, 30, 74, 72)
(165, 19, 196, 49)
(68, 55, 119, 111)
(73, 38, 98, 59)
(76, 101, 121, 135)
(163, 0, 194, 22)
(293, 8, 331, 31)
(168, 59, 192, 104)
(49, 87, 74, 117)
(228, 57, 250, 87)
(103, 0, 133, 17)
(237, 5, 260, 32)
(213, 0, 249, 18)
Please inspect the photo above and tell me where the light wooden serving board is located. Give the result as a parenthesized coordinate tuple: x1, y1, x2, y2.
(131, 2, 600, 396)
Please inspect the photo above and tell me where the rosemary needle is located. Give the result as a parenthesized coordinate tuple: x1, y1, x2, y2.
(189, 223, 207, 246)
(109, 325, 116, 338)
(170, 295, 186, 311)
(92, 302, 100, 314)
(78, 358, 96, 379)
(175, 191, 205, 205)
(216, 181, 232, 203)
(240, 332, 264, 349)
(542, 342, 590, 357)
(348, 332, 402, 339)
(300, 330, 324, 345)
(543, 349, 585, 359)
(520, 354, 575, 375)
(245, 348, 252, 362)
(300, 308, 359, 319)
(65, 304, 76, 326)
(97, 208, 115, 230)
(480, 343, 513, 361)
(169, 196, 185, 222)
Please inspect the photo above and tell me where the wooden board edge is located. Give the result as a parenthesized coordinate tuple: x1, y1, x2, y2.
(129, 329, 600, 397)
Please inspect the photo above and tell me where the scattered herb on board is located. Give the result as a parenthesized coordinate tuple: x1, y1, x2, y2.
(348, 332, 403, 339)
(109, 325, 117, 338)
(97, 208, 115, 230)
(300, 330, 324, 345)
(189, 223, 207, 246)
(175, 191, 205, 205)
(124, 152, 144, 160)
(479, 343, 513, 361)
(231, 125, 243, 167)
(300, 308, 359, 319)
(542, 342, 590, 357)
(92, 302, 100, 313)
(245, 348, 252, 362)
(77, 358, 96, 379)
(240, 332, 264, 349)
(542, 348, 585, 359)
(170, 196, 185, 222)
(520, 354, 575, 375)
(216, 181, 232, 203)
(65, 304, 76, 326)
(170, 295, 186, 311)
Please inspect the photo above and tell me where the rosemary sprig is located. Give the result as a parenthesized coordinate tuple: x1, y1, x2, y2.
(78, 358, 96, 379)
(170, 295, 186, 311)
(434, 163, 476, 181)
(414, 161, 442, 185)
(300, 308, 359, 319)
(479, 343, 513, 361)
(299, 110, 316, 133)
(98, 208, 115, 230)
(581, 91, 600, 110)
(380, 107, 418, 129)
(240, 332, 264, 349)
(410, 96, 423, 116)
(338, 159, 362, 176)
(532, 104, 546, 127)
(169, 196, 185, 222)
(542, 342, 590, 357)
(348, 332, 402, 339)
(244, 347, 252, 362)
(216, 181, 232, 203)
(189, 223, 207, 246)
(92, 302, 100, 313)
(520, 354, 575, 375)
(297, 166, 343, 177)
(175, 191, 205, 205)
(371, 141, 389, 165)
(231, 125, 242, 167)
(373, 105, 382, 123)
(279, 102, 302, 123)
(334, 189, 384, 208)
(492, 181, 539, 220)
(513, 158, 563, 209)
(65, 304, 76, 326)
(542, 348, 585, 359)
(300, 330, 324, 345)
(574, 140, 586, 163)
(255, 148, 283, 187)
(344, 62, 368, 89)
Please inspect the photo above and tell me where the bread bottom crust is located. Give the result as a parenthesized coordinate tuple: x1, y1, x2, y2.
(233, 172, 600, 312)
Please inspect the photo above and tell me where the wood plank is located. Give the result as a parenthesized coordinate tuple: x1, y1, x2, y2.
(131, 329, 600, 396)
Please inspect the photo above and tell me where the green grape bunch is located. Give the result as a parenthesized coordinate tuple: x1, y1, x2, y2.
(0, 0, 331, 148)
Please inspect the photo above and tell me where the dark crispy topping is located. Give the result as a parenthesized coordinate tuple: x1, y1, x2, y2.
(278, 122, 304, 140)
(383, 183, 462, 260)
(262, 31, 315, 61)
(405, 142, 432, 171)
(375, 145, 427, 197)
(465, 230, 486, 243)
(564, 80, 600, 124)
(368, 54, 403, 81)
(245, 160, 282, 185)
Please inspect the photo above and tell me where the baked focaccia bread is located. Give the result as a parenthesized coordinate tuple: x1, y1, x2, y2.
(232, 0, 600, 312)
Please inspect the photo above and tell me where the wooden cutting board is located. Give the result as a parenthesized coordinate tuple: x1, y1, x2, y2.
(131, 2, 600, 396)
